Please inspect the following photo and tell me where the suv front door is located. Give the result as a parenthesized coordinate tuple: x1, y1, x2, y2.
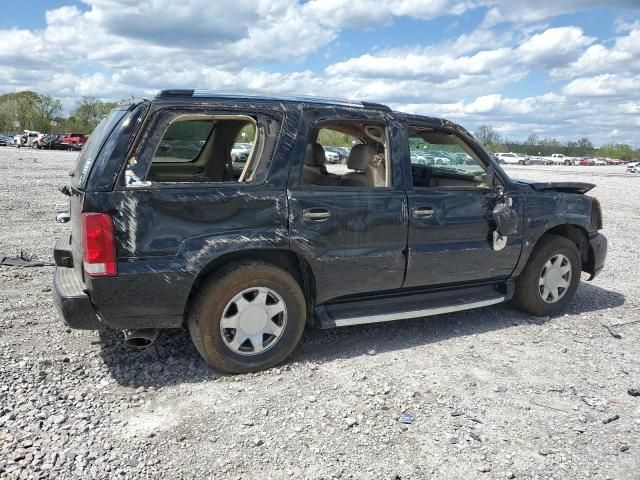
(403, 124, 522, 288)
(287, 110, 408, 304)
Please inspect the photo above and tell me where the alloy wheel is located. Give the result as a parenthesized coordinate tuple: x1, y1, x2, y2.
(220, 287, 287, 355)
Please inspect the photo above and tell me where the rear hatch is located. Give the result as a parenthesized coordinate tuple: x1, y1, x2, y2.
(65, 103, 147, 281)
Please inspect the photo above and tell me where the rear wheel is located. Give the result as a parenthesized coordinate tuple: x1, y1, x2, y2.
(188, 261, 306, 373)
(512, 234, 581, 316)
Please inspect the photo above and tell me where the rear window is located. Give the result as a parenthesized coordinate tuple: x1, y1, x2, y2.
(72, 109, 128, 189)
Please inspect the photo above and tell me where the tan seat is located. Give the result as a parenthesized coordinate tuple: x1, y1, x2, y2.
(302, 143, 339, 186)
(341, 144, 386, 187)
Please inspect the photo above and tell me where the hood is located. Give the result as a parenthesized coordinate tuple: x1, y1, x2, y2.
(515, 179, 595, 194)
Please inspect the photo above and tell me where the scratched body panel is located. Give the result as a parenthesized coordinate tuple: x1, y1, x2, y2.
(55, 92, 606, 334)
(85, 187, 288, 329)
(512, 188, 595, 277)
(81, 98, 297, 329)
(286, 105, 408, 303)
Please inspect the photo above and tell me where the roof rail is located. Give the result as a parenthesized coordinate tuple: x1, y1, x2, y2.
(361, 101, 391, 112)
(155, 89, 391, 112)
(157, 89, 195, 97)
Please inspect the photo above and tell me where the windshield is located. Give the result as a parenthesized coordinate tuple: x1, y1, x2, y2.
(72, 108, 128, 189)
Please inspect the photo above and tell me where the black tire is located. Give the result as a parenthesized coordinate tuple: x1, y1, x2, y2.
(188, 261, 306, 373)
(512, 234, 581, 316)
(518, 160, 524, 165)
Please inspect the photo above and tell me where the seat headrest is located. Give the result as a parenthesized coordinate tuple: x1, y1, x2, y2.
(304, 142, 326, 167)
(348, 144, 380, 171)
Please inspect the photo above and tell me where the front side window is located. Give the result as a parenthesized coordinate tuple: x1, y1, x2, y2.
(409, 127, 488, 188)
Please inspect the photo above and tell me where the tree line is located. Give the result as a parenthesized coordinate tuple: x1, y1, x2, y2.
(0, 91, 118, 136)
(474, 125, 639, 160)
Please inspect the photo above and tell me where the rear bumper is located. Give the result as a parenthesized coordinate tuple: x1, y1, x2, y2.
(586, 232, 607, 280)
(52, 267, 104, 330)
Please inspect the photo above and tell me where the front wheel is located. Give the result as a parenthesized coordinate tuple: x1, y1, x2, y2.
(188, 261, 306, 373)
(512, 234, 581, 316)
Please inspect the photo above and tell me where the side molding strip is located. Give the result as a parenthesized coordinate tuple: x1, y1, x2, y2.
(331, 296, 506, 327)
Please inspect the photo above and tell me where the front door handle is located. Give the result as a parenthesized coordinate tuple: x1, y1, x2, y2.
(303, 208, 331, 221)
(413, 206, 434, 219)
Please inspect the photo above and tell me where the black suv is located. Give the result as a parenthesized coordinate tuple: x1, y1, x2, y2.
(53, 90, 607, 373)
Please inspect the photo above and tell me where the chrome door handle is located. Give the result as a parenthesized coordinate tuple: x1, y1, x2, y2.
(413, 206, 434, 219)
(303, 208, 331, 221)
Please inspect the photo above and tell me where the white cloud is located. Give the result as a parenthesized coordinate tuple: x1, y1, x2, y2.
(303, 0, 469, 29)
(326, 47, 513, 80)
(563, 74, 640, 97)
(551, 24, 640, 79)
(517, 27, 593, 67)
(0, 1, 639, 147)
(483, 0, 640, 26)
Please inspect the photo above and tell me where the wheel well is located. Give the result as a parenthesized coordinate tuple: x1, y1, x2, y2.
(541, 224, 589, 267)
(182, 249, 316, 325)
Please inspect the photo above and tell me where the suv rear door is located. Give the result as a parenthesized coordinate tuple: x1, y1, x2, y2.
(287, 108, 408, 304)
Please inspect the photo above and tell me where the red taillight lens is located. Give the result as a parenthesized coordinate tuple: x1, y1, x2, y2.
(82, 212, 117, 277)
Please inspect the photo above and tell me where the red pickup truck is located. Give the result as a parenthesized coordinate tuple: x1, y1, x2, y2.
(59, 133, 88, 149)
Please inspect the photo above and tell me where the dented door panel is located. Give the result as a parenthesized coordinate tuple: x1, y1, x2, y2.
(404, 188, 523, 287)
(288, 188, 408, 304)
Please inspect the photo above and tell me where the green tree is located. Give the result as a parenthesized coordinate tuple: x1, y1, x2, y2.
(0, 91, 62, 133)
(474, 124, 501, 145)
(66, 97, 118, 133)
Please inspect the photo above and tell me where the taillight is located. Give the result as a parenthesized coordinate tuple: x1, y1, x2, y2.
(82, 212, 117, 277)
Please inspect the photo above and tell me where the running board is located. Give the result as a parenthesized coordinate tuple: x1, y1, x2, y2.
(315, 283, 511, 329)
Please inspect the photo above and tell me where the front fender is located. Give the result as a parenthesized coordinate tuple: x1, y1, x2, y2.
(512, 192, 593, 277)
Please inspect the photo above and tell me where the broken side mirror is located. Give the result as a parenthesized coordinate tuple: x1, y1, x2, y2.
(492, 197, 518, 236)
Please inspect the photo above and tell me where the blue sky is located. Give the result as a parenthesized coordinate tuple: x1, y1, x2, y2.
(0, 0, 639, 146)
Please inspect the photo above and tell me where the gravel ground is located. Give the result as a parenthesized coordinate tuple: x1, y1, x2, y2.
(0, 148, 639, 479)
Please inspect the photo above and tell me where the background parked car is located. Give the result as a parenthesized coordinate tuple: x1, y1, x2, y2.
(231, 143, 253, 175)
(32, 134, 69, 150)
(323, 146, 347, 163)
(527, 155, 552, 165)
(322, 147, 341, 164)
(13, 130, 41, 147)
(58, 133, 88, 149)
(0, 135, 11, 146)
(495, 152, 528, 165)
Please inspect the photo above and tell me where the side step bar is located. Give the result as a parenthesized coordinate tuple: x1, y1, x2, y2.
(315, 282, 511, 329)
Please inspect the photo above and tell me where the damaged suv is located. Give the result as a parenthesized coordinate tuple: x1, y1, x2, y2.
(53, 90, 607, 373)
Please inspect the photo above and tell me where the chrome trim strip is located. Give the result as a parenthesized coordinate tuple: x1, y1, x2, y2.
(332, 297, 506, 327)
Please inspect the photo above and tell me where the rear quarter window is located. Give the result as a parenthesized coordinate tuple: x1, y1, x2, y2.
(72, 108, 128, 189)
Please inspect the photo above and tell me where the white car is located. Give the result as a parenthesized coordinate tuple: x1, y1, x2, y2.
(626, 162, 640, 173)
(322, 148, 339, 164)
(13, 130, 41, 148)
(495, 152, 528, 165)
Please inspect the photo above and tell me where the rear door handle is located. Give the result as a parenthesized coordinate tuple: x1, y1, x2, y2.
(413, 206, 434, 219)
(303, 208, 331, 221)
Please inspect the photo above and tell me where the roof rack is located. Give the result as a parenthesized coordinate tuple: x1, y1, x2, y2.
(155, 89, 391, 111)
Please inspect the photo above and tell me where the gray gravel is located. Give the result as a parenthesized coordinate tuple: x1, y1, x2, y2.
(0, 148, 639, 479)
